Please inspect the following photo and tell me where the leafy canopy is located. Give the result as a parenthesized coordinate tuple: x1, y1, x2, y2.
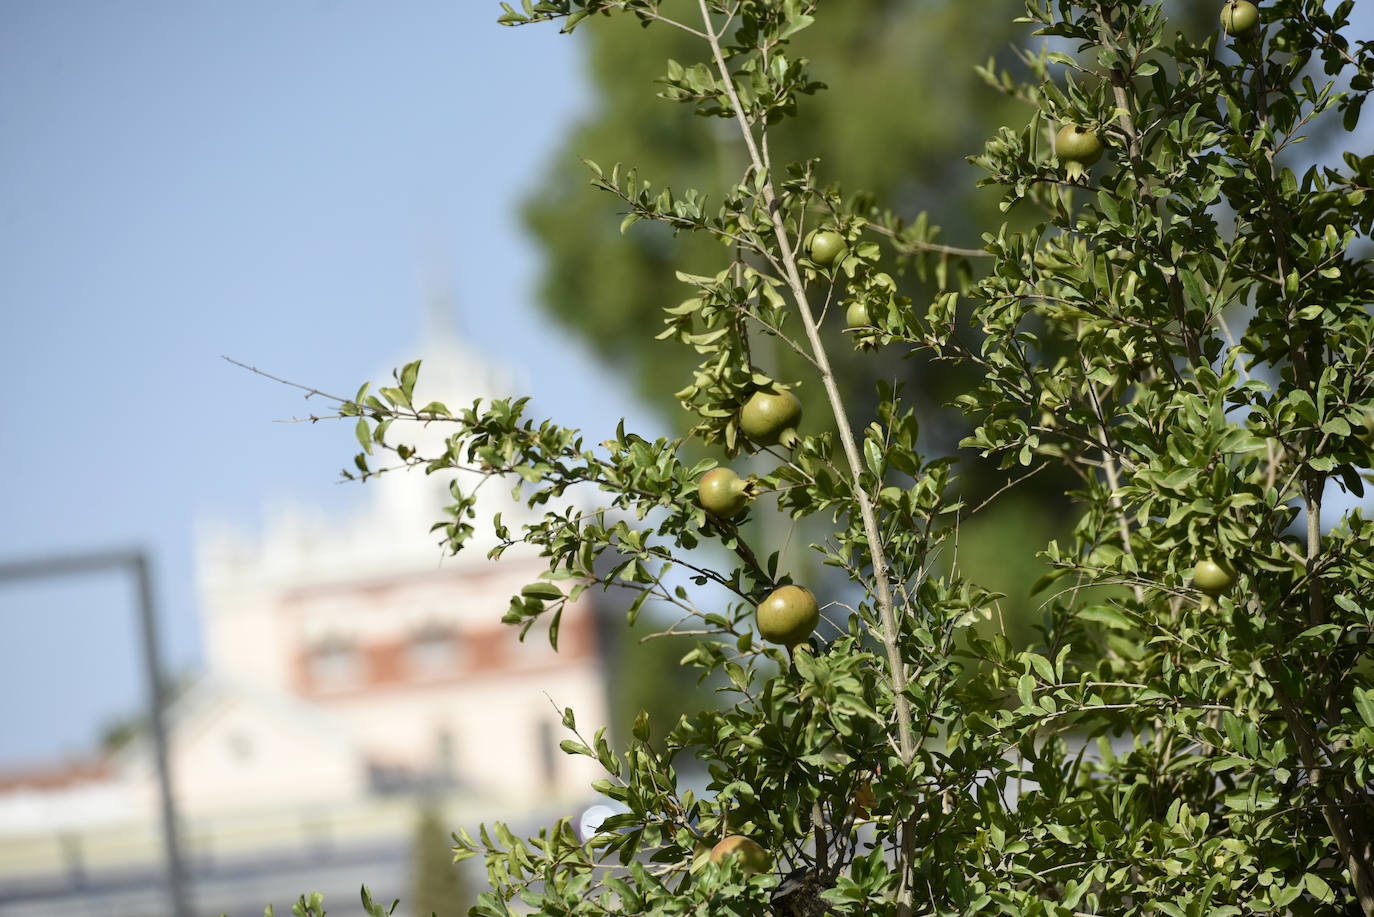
(288, 0, 1374, 914)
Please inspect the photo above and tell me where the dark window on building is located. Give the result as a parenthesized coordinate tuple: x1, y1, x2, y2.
(306, 636, 360, 690)
(407, 623, 459, 677)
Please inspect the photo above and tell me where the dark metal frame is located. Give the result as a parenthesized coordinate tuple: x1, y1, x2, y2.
(0, 549, 190, 917)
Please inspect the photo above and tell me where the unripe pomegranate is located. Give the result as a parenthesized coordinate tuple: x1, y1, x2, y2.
(697, 467, 750, 518)
(1221, 1, 1259, 36)
(1055, 124, 1103, 180)
(806, 229, 846, 266)
(1192, 558, 1236, 597)
(740, 389, 802, 449)
(756, 584, 820, 646)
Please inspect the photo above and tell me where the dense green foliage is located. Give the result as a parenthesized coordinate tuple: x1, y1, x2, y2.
(521, 0, 1022, 422)
(297, 0, 1374, 914)
(524, 0, 1049, 745)
(523, 2, 1241, 740)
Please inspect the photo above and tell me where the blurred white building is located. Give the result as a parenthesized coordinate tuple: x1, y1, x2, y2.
(0, 326, 610, 916)
(193, 325, 606, 811)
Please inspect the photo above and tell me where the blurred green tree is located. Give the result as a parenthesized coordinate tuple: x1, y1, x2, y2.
(409, 805, 470, 917)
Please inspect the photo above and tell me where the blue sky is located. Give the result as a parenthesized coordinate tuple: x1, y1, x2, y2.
(0, 3, 670, 765)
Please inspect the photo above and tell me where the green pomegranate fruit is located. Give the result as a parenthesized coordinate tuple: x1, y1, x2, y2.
(697, 467, 750, 518)
(756, 584, 820, 646)
(807, 229, 846, 266)
(1220, 1, 1259, 36)
(1192, 558, 1236, 596)
(740, 389, 802, 448)
(846, 300, 871, 329)
(709, 835, 770, 874)
(1055, 124, 1103, 180)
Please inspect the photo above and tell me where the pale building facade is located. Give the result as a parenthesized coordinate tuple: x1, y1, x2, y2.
(0, 330, 611, 915)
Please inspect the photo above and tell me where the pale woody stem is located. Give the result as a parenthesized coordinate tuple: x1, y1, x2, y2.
(695, 2, 919, 911)
(693, 0, 914, 762)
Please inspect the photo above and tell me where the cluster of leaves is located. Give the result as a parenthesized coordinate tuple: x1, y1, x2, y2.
(250, 888, 395, 917)
(283, 0, 1374, 915)
(514, 0, 1026, 452)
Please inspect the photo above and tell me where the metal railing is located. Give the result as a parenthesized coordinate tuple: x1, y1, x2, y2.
(0, 549, 190, 917)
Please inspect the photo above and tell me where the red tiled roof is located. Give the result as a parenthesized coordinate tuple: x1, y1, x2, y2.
(0, 759, 112, 792)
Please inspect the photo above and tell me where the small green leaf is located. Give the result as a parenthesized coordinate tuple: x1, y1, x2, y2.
(864, 438, 883, 479)
(1354, 688, 1374, 728)
(1078, 605, 1133, 629)
(521, 582, 564, 600)
(560, 739, 593, 758)
(399, 360, 420, 400)
(1303, 872, 1334, 902)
